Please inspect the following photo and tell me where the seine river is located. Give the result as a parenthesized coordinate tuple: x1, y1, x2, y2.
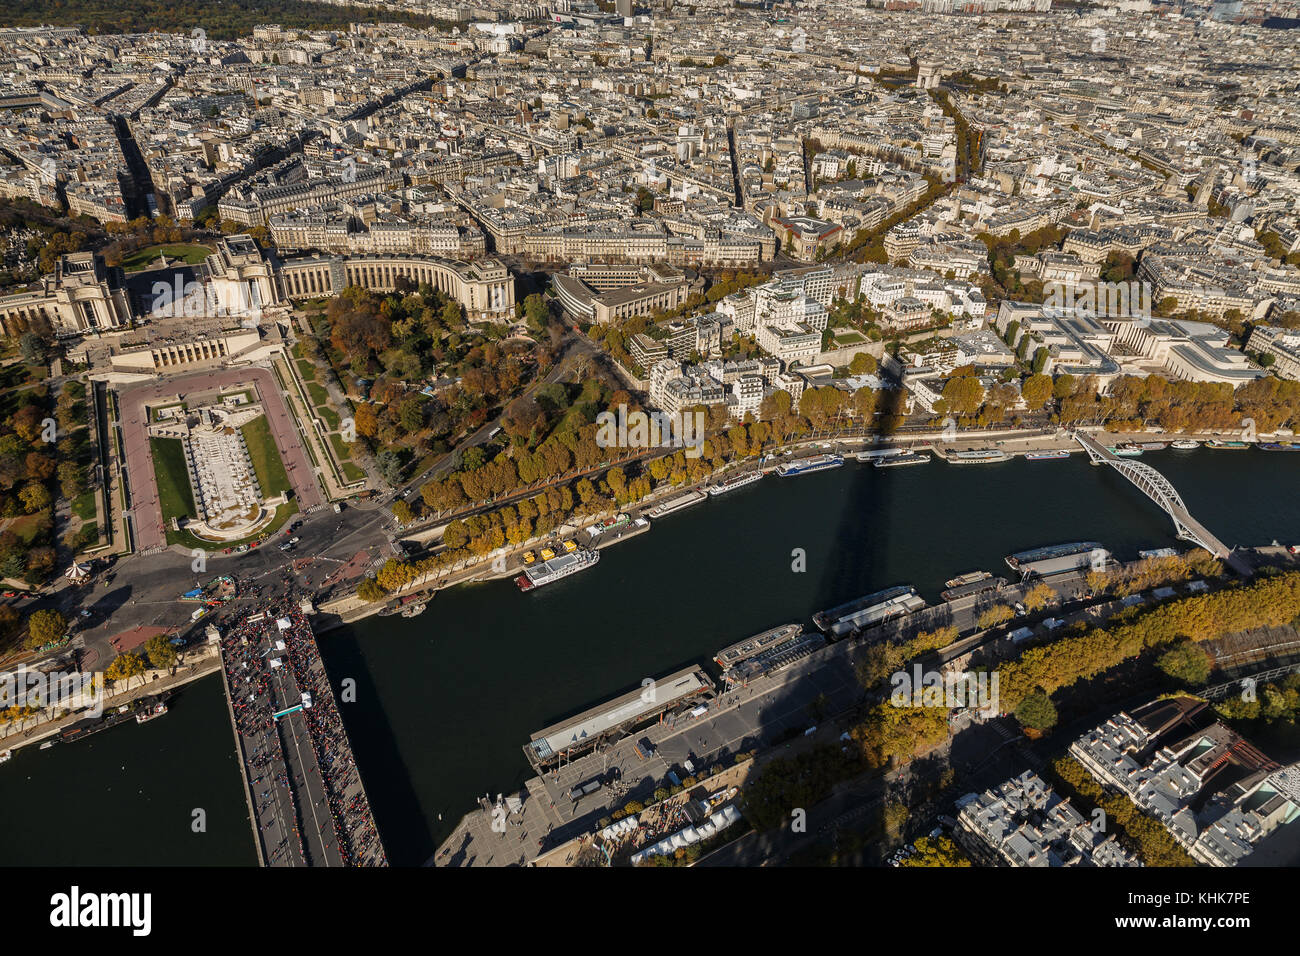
(7, 449, 1300, 865)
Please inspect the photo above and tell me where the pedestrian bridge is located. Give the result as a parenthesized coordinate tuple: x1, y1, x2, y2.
(1072, 432, 1249, 574)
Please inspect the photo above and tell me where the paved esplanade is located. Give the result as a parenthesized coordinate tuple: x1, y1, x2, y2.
(1072, 431, 1249, 574)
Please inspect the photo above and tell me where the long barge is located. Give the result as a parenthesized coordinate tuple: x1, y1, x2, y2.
(1023, 449, 1070, 460)
(516, 548, 600, 592)
(1005, 541, 1106, 577)
(716, 628, 827, 686)
(855, 447, 902, 462)
(776, 453, 844, 477)
(875, 451, 930, 468)
(53, 692, 173, 746)
(813, 584, 925, 638)
(940, 571, 1008, 602)
(945, 448, 1009, 464)
(714, 623, 805, 671)
(647, 488, 707, 518)
(708, 471, 763, 496)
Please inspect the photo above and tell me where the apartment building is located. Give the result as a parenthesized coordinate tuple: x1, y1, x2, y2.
(955, 769, 1140, 867)
(1069, 697, 1300, 867)
(1245, 325, 1300, 381)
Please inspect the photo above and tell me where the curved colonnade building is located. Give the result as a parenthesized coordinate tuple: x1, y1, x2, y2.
(0, 234, 516, 338)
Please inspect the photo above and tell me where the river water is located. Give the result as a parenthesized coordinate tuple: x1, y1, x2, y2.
(9, 449, 1300, 865)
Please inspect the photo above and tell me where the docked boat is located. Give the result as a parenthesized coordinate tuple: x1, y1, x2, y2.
(946, 448, 1009, 464)
(940, 575, 1008, 603)
(855, 448, 902, 462)
(1170, 440, 1199, 450)
(588, 513, 631, 539)
(875, 451, 930, 468)
(1205, 439, 1249, 449)
(647, 489, 707, 518)
(1023, 449, 1070, 460)
(59, 693, 172, 743)
(1138, 547, 1179, 560)
(946, 571, 992, 589)
(1006, 541, 1106, 577)
(0, 749, 10, 764)
(1139, 442, 1168, 451)
(776, 453, 844, 477)
(708, 471, 763, 496)
(516, 547, 600, 592)
(135, 700, 168, 725)
(715, 625, 825, 686)
(714, 623, 805, 671)
(813, 585, 925, 637)
(400, 602, 427, 618)
(1259, 442, 1300, 451)
(1110, 442, 1143, 457)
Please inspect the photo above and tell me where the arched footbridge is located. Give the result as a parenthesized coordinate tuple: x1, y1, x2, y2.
(1072, 431, 1252, 576)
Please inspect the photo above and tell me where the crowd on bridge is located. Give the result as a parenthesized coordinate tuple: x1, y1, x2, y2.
(217, 600, 387, 867)
(276, 606, 387, 866)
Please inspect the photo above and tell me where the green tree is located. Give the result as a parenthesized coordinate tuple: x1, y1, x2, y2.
(105, 651, 146, 690)
(899, 835, 971, 867)
(19, 332, 47, 365)
(848, 351, 878, 375)
(1024, 582, 1056, 611)
(144, 634, 178, 672)
(1021, 374, 1052, 410)
(976, 605, 1014, 629)
(1015, 690, 1058, 732)
(883, 800, 909, 841)
(1156, 640, 1211, 687)
(26, 608, 67, 648)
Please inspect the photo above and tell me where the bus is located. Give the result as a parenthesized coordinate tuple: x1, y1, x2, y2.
(486, 426, 502, 440)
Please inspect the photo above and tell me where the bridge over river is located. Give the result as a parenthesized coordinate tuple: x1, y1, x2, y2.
(1072, 431, 1252, 576)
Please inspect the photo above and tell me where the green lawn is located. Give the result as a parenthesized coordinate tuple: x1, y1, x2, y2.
(307, 382, 329, 407)
(240, 416, 292, 498)
(150, 437, 196, 521)
(317, 405, 341, 431)
(71, 489, 98, 522)
(296, 359, 317, 382)
(0, 512, 47, 544)
(341, 462, 366, 483)
(329, 433, 354, 461)
(120, 243, 214, 272)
